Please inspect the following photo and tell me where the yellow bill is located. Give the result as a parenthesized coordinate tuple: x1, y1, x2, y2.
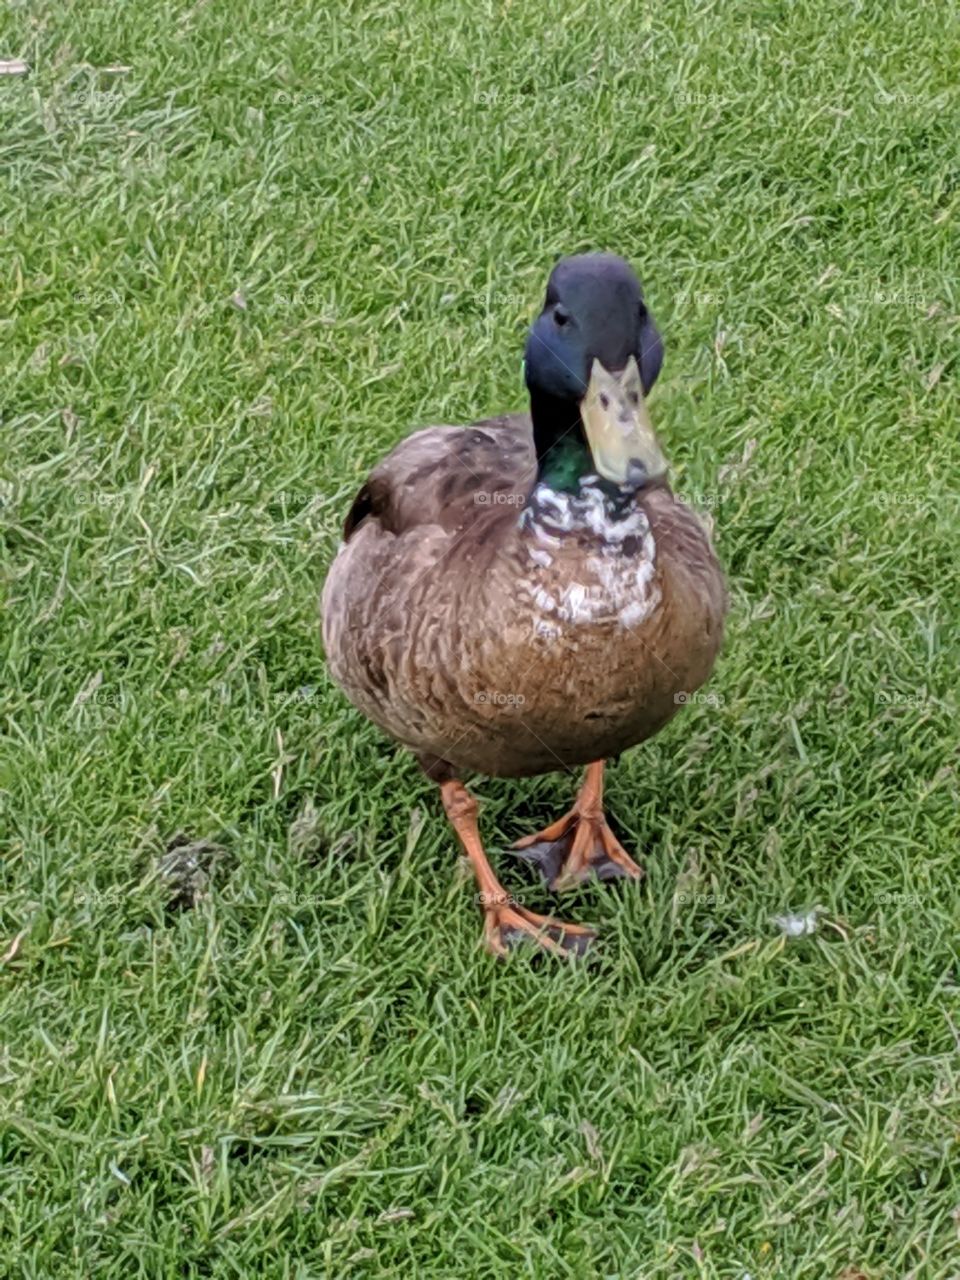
(580, 355, 668, 487)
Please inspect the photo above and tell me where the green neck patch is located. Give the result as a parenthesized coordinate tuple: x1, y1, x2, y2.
(536, 434, 593, 494)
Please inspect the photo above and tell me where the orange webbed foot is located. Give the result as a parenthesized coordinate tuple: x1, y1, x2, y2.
(512, 761, 644, 892)
(479, 890, 596, 957)
(440, 778, 596, 958)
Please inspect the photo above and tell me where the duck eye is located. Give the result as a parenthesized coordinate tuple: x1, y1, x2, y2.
(599, 392, 610, 409)
(553, 305, 570, 327)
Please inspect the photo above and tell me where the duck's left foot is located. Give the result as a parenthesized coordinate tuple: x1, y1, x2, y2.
(512, 760, 644, 892)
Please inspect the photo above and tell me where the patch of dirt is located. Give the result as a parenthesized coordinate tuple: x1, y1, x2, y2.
(155, 833, 226, 910)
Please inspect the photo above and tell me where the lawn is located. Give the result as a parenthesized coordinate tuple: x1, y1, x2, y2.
(2, 0, 959, 1275)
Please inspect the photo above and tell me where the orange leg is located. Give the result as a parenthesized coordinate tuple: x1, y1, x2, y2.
(512, 760, 643, 892)
(440, 780, 595, 957)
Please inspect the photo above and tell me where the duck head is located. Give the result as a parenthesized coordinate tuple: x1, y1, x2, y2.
(524, 253, 667, 492)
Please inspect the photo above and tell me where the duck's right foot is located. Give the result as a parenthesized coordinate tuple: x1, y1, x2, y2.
(479, 891, 596, 958)
(439, 778, 595, 959)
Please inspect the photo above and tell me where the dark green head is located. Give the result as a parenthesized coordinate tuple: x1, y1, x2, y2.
(523, 253, 665, 492)
(524, 253, 663, 404)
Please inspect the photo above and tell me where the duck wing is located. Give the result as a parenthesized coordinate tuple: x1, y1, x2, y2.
(322, 414, 536, 761)
(341, 415, 535, 541)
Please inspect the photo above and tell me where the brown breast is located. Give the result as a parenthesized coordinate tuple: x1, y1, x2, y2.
(323, 447, 727, 778)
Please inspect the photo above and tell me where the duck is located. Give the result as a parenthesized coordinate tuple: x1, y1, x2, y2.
(321, 252, 727, 956)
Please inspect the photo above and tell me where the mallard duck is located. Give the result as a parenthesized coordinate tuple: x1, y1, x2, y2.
(322, 253, 726, 956)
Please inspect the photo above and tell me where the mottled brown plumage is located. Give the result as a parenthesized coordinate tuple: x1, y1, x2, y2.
(322, 414, 726, 779)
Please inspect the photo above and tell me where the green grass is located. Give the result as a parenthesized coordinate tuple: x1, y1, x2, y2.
(2, 0, 959, 1275)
